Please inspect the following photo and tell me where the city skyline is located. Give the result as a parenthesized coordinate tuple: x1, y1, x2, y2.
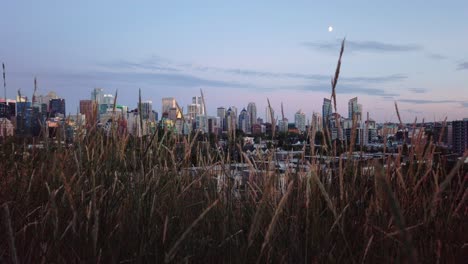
(1, 1, 467, 122)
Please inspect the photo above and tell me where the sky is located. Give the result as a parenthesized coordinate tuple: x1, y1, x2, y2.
(1, 0, 467, 123)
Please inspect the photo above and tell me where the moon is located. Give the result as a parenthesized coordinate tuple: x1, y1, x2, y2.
(328, 26, 333, 32)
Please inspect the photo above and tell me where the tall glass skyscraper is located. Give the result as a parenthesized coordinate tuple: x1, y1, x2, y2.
(247, 102, 257, 129)
(322, 98, 332, 129)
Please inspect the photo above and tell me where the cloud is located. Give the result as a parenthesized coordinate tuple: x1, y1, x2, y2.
(457, 62, 468, 70)
(302, 39, 422, 53)
(407, 88, 428, 94)
(298, 84, 399, 97)
(343, 74, 407, 83)
(100, 56, 180, 72)
(397, 99, 463, 104)
(403, 109, 423, 114)
(50, 70, 248, 89)
(102, 56, 407, 84)
(426, 53, 447, 60)
(461, 102, 468, 108)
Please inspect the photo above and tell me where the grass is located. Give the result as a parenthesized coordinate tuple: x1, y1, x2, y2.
(1, 40, 467, 263)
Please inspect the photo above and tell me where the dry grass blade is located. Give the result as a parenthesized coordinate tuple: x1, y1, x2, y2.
(375, 162, 417, 261)
(165, 199, 219, 263)
(267, 98, 275, 139)
(257, 181, 294, 263)
(394, 101, 403, 128)
(2, 203, 19, 264)
(310, 171, 337, 218)
(361, 235, 374, 264)
(431, 150, 468, 217)
(331, 38, 345, 112)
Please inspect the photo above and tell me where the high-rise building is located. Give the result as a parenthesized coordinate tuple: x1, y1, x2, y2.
(328, 113, 344, 141)
(295, 109, 306, 133)
(238, 108, 251, 133)
(230, 106, 238, 127)
(217, 107, 226, 131)
(348, 97, 362, 121)
(79, 100, 97, 125)
(91, 88, 104, 104)
(49, 98, 66, 117)
(226, 107, 237, 132)
(187, 96, 205, 123)
(139, 100, 153, 120)
(162, 97, 177, 114)
(278, 118, 289, 133)
(452, 119, 468, 155)
(247, 102, 257, 128)
(322, 98, 332, 129)
(0, 99, 16, 119)
(312, 112, 323, 132)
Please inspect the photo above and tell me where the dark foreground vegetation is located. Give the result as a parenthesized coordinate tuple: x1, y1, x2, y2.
(1, 127, 467, 263)
(1, 40, 467, 263)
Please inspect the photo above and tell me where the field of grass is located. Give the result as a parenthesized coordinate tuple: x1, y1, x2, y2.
(1, 40, 466, 263)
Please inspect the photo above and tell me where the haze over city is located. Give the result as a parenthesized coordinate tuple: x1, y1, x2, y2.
(1, 1, 467, 122)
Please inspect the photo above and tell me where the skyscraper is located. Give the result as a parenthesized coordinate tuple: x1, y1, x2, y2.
(322, 98, 332, 129)
(80, 100, 97, 125)
(49, 98, 66, 117)
(247, 102, 257, 128)
(348, 97, 362, 121)
(312, 112, 323, 132)
(162, 97, 177, 114)
(238, 108, 251, 133)
(452, 119, 468, 155)
(139, 100, 153, 120)
(217, 107, 226, 131)
(295, 109, 306, 133)
(226, 107, 237, 132)
(91, 88, 104, 104)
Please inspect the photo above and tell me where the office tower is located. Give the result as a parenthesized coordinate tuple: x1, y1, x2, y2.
(278, 118, 289, 133)
(322, 98, 332, 128)
(452, 119, 468, 155)
(217, 107, 226, 131)
(80, 100, 97, 125)
(192, 96, 205, 115)
(295, 109, 306, 133)
(168, 107, 182, 121)
(91, 88, 104, 104)
(230, 106, 238, 126)
(49, 98, 66, 117)
(0, 99, 15, 119)
(265, 106, 275, 124)
(139, 100, 153, 120)
(226, 107, 237, 132)
(329, 113, 344, 141)
(312, 112, 323, 132)
(0, 103, 8, 118)
(348, 97, 357, 119)
(162, 97, 177, 114)
(348, 97, 362, 121)
(247, 102, 257, 128)
(238, 108, 251, 133)
(364, 112, 377, 145)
